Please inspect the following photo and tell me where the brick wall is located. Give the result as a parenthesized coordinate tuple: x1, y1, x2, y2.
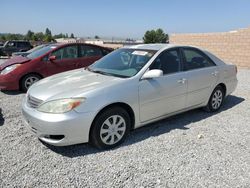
(170, 27, 250, 68)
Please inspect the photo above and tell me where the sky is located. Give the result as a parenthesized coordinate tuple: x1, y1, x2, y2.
(0, 0, 250, 39)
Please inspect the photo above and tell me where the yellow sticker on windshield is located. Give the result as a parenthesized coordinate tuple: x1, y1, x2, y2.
(132, 51, 148, 56)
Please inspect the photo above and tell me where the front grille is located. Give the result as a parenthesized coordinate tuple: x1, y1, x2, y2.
(27, 95, 43, 108)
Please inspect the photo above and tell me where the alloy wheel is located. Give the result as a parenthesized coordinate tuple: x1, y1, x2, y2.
(212, 90, 223, 110)
(24, 76, 40, 89)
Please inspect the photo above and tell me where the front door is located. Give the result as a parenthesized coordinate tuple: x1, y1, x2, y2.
(139, 48, 187, 122)
(46, 45, 79, 76)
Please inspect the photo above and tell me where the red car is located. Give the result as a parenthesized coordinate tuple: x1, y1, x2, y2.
(0, 43, 112, 91)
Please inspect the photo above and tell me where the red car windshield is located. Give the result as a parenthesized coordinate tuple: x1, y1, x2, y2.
(27, 45, 57, 59)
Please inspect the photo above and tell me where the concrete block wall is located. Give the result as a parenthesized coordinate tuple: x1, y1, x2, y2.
(170, 27, 250, 68)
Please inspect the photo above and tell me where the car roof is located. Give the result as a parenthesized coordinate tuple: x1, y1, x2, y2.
(8, 40, 30, 43)
(126, 43, 201, 51)
(51, 42, 110, 49)
(126, 44, 179, 51)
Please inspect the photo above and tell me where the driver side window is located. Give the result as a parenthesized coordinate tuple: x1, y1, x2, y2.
(7, 42, 15, 47)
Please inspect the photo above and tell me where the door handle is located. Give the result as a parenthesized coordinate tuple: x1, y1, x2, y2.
(211, 71, 219, 76)
(177, 78, 187, 84)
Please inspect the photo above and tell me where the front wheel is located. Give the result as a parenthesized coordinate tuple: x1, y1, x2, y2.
(21, 74, 41, 92)
(205, 85, 225, 112)
(90, 107, 131, 149)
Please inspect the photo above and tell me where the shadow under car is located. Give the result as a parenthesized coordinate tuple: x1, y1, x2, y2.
(0, 108, 4, 126)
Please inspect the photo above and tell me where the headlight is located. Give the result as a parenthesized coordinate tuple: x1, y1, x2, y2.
(0, 64, 21, 75)
(37, 98, 85, 114)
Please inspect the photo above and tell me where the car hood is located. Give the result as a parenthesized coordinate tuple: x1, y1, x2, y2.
(0, 56, 30, 70)
(28, 69, 124, 101)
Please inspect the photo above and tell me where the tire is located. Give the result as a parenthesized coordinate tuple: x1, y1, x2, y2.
(21, 74, 41, 92)
(90, 107, 131, 149)
(204, 85, 225, 112)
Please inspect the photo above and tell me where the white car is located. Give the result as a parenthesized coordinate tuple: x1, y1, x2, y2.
(22, 44, 238, 149)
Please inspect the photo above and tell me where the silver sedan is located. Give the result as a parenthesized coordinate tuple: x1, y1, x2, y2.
(22, 44, 238, 149)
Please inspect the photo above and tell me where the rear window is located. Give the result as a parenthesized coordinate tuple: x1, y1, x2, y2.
(79, 45, 102, 57)
(182, 48, 216, 70)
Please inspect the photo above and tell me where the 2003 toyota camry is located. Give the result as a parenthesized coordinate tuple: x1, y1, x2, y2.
(22, 44, 238, 149)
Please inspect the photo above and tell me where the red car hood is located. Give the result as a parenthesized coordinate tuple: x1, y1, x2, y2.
(0, 56, 31, 70)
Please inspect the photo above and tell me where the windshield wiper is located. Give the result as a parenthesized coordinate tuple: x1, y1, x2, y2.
(86, 67, 111, 75)
(85, 67, 92, 71)
(92, 70, 114, 76)
(86, 67, 129, 78)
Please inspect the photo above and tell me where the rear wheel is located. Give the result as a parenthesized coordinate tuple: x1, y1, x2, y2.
(21, 74, 41, 92)
(205, 85, 225, 112)
(90, 107, 131, 149)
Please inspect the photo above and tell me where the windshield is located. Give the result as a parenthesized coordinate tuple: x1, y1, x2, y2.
(27, 44, 46, 53)
(27, 45, 57, 59)
(3, 41, 8, 47)
(88, 48, 156, 78)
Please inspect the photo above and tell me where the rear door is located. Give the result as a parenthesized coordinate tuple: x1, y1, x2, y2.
(181, 47, 219, 107)
(76, 45, 103, 68)
(45, 45, 79, 76)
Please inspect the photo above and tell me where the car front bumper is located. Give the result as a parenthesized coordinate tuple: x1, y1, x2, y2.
(22, 97, 96, 146)
(0, 73, 20, 90)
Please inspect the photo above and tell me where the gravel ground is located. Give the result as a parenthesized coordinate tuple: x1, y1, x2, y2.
(0, 69, 250, 188)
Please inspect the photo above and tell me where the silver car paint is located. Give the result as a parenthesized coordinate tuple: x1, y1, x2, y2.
(22, 44, 238, 146)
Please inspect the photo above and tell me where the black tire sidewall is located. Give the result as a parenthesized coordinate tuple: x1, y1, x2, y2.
(90, 107, 131, 149)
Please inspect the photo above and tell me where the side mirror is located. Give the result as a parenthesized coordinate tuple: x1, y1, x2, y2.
(49, 55, 56, 61)
(141, 69, 163, 80)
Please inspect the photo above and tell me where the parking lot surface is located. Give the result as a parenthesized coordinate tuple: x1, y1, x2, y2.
(0, 69, 250, 187)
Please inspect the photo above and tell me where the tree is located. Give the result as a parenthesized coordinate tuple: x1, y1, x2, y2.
(34, 32, 44, 41)
(44, 28, 53, 42)
(45, 28, 52, 36)
(143, 28, 169, 44)
(6, 33, 23, 40)
(26, 30, 34, 40)
(44, 35, 53, 42)
(70, 33, 75, 38)
(32, 34, 38, 41)
(125, 38, 134, 42)
(54, 33, 64, 39)
(0, 35, 6, 41)
(94, 35, 100, 39)
(54, 33, 71, 39)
